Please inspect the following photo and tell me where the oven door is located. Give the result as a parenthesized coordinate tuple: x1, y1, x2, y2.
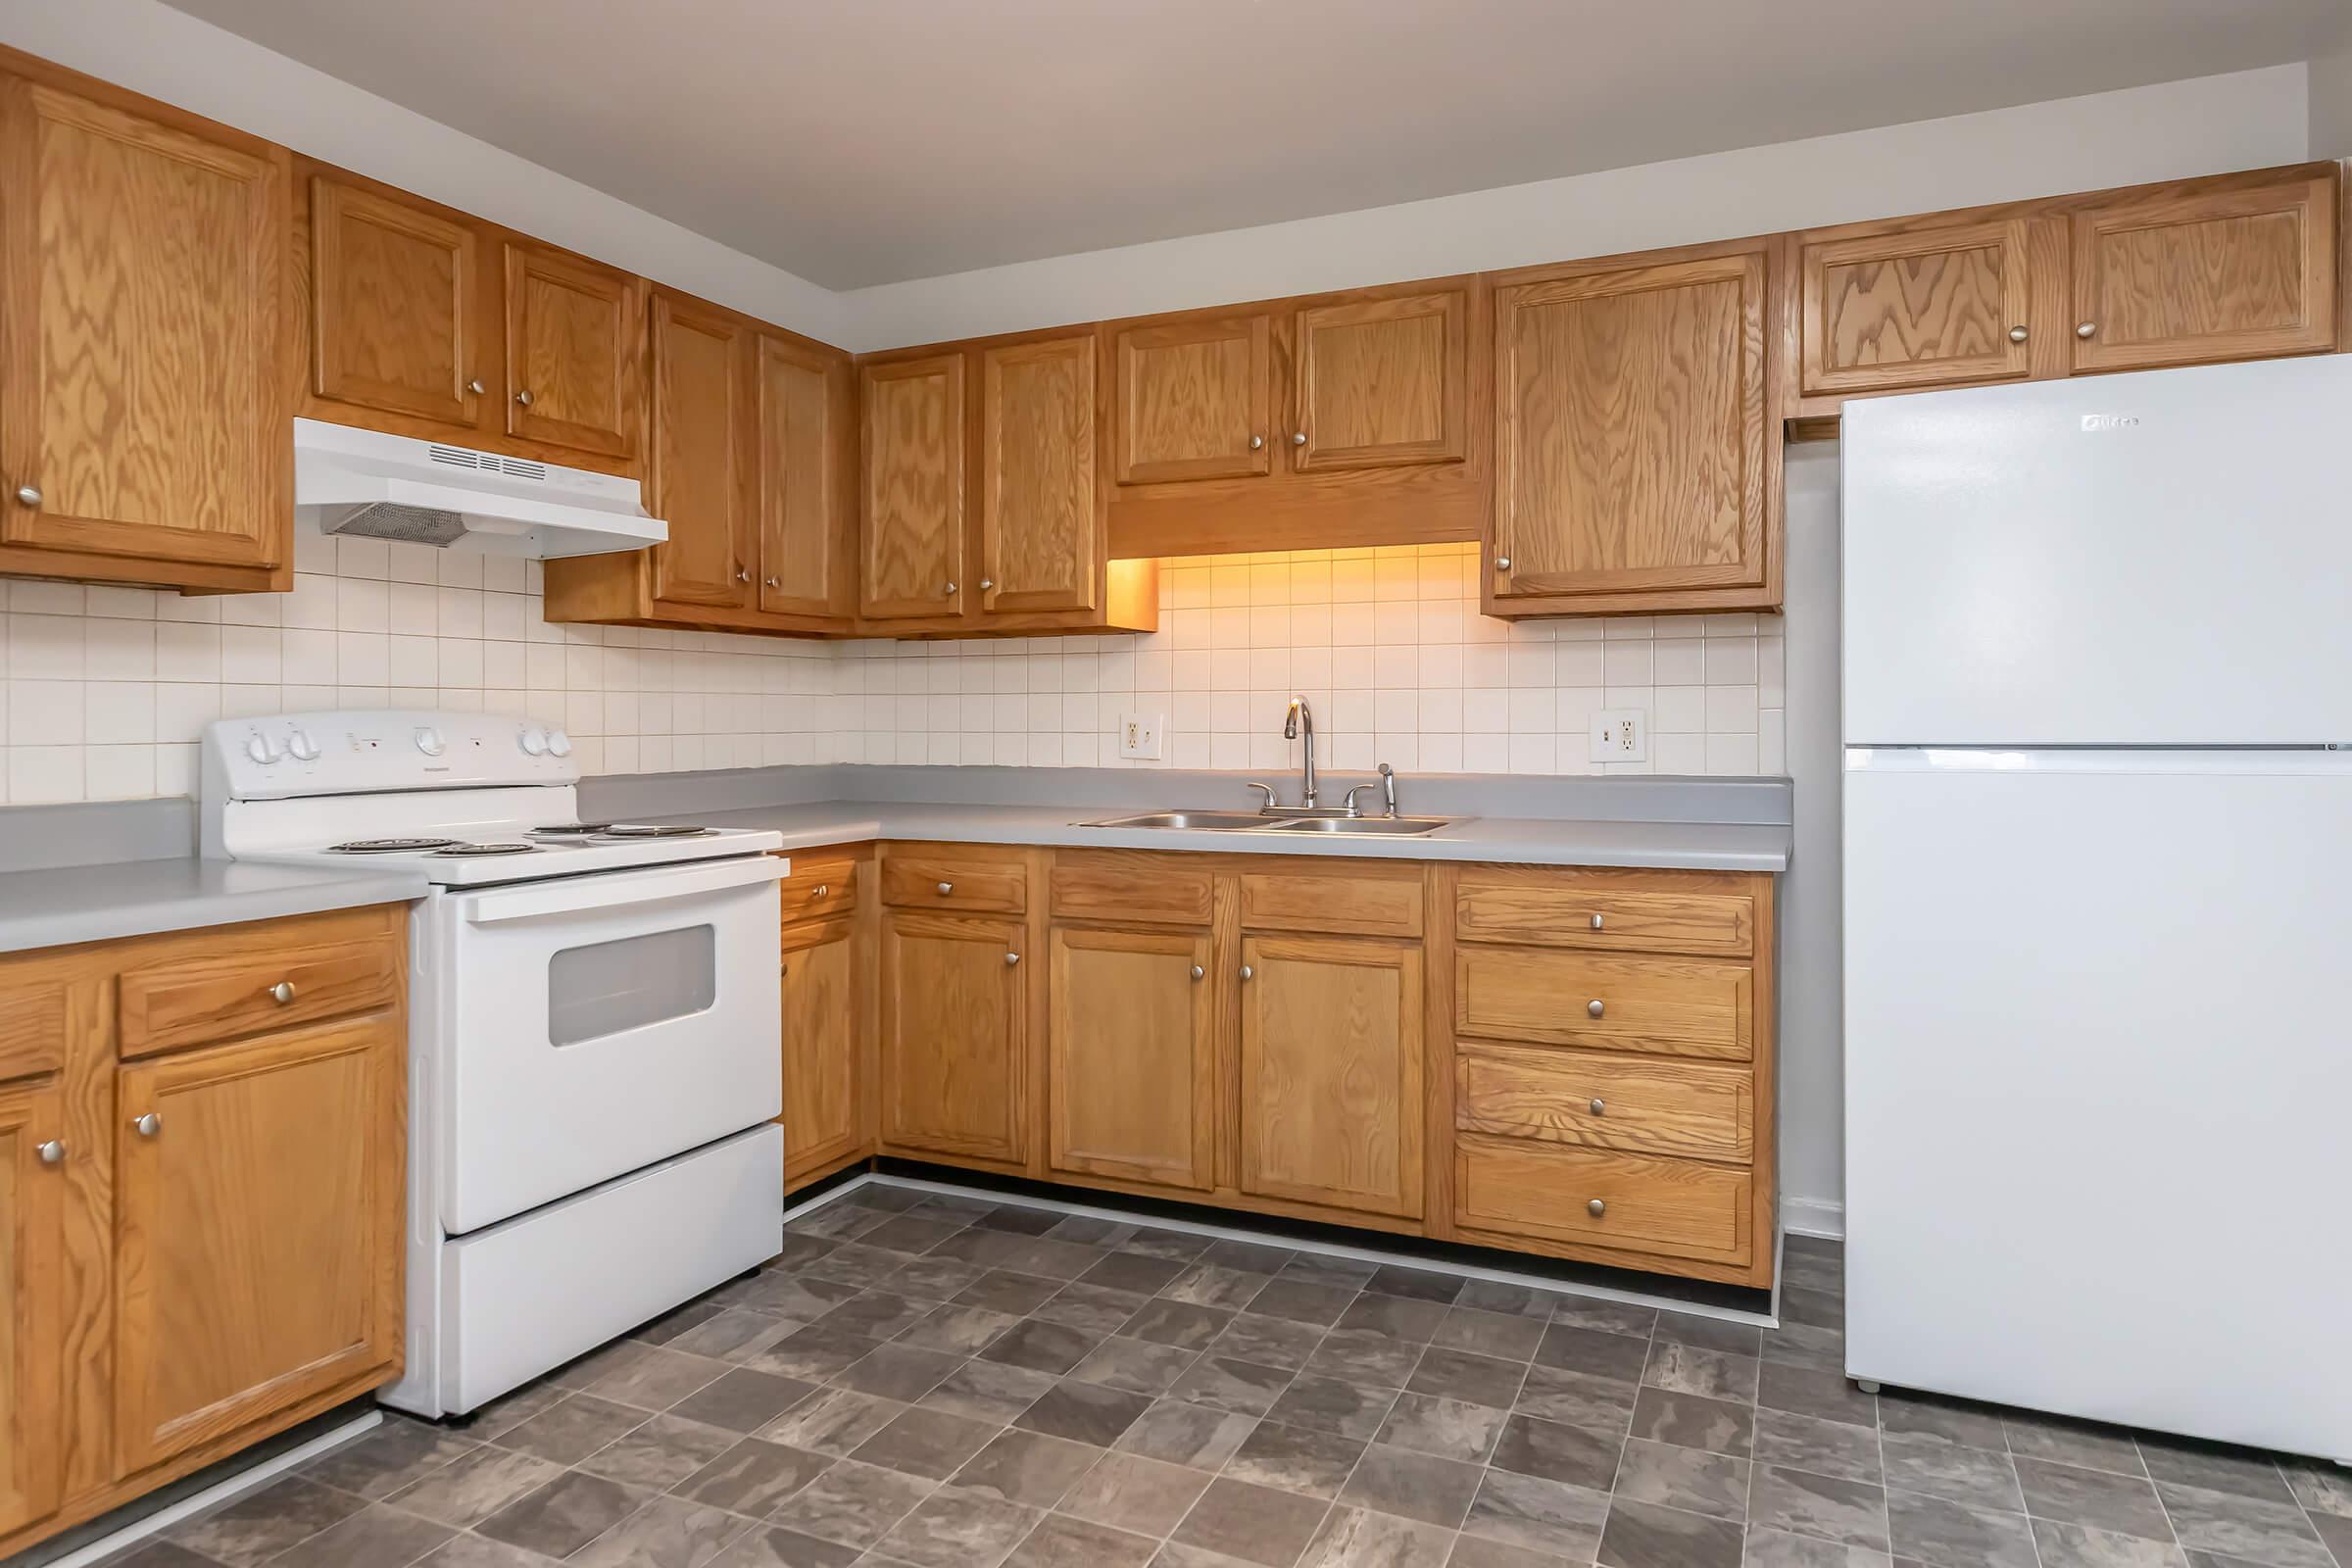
(435, 854, 784, 1234)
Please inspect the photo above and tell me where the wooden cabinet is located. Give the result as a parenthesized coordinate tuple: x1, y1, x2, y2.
(1048, 925, 1215, 1191)
(878, 910, 1027, 1165)
(112, 1015, 401, 1474)
(781, 918, 863, 1187)
(2070, 172, 2337, 372)
(980, 334, 1100, 614)
(0, 1078, 65, 1540)
(860, 352, 967, 621)
(1290, 290, 1468, 471)
(306, 173, 491, 431)
(0, 68, 291, 593)
(1237, 933, 1424, 1220)
(755, 331, 857, 620)
(503, 240, 644, 461)
(1798, 217, 2051, 396)
(1111, 314, 1273, 485)
(648, 291, 753, 611)
(1488, 240, 1780, 617)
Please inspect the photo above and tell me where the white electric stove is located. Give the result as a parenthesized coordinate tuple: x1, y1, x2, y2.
(203, 710, 789, 1417)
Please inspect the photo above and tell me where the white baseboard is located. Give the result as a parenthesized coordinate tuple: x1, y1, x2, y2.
(1782, 1196, 1844, 1240)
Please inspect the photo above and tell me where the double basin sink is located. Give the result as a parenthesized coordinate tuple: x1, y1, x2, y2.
(1081, 809, 1456, 836)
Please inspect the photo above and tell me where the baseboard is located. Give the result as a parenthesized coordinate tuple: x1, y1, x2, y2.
(1782, 1195, 1845, 1240)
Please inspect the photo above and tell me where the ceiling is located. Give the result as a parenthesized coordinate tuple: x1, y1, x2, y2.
(166, 0, 2347, 290)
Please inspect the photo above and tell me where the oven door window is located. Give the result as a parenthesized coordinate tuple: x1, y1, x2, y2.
(546, 923, 717, 1046)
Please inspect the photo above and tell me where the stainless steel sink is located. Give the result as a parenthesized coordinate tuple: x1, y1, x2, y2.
(1082, 810, 1278, 831)
(1261, 815, 1453, 835)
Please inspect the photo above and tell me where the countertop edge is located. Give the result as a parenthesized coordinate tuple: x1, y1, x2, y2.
(0, 862, 429, 956)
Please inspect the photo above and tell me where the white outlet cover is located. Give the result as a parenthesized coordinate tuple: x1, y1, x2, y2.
(1590, 708, 1648, 763)
(1118, 710, 1165, 760)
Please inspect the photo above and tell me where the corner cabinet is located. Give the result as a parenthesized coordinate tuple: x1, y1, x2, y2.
(860, 352, 968, 622)
(0, 67, 292, 593)
(646, 291, 754, 612)
(1487, 239, 1783, 617)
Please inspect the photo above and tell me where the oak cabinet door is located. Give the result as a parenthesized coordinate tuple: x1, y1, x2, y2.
(502, 241, 643, 459)
(0, 1080, 65, 1538)
(112, 1015, 401, 1476)
(308, 174, 488, 430)
(1237, 934, 1423, 1219)
(756, 333, 855, 620)
(0, 76, 288, 570)
(648, 292, 751, 611)
(781, 919, 862, 1186)
(1111, 315, 1272, 484)
(878, 911, 1025, 1163)
(980, 335, 1099, 614)
(1799, 219, 2037, 396)
(1291, 291, 1468, 471)
(1492, 249, 1769, 605)
(1048, 926, 1213, 1191)
(2071, 173, 2337, 373)
(860, 354, 966, 620)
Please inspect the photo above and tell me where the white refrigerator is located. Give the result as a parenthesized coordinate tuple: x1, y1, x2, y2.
(1841, 355, 2352, 1463)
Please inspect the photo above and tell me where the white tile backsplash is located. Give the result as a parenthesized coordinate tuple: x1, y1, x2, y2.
(0, 539, 1781, 804)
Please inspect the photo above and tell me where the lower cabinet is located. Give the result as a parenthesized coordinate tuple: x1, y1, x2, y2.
(1236, 934, 1424, 1220)
(878, 910, 1028, 1165)
(780, 917, 862, 1187)
(112, 1016, 402, 1474)
(0, 1078, 65, 1540)
(1047, 925, 1215, 1191)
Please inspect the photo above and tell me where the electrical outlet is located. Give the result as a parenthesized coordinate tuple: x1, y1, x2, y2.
(1589, 708, 1647, 763)
(1118, 710, 1164, 760)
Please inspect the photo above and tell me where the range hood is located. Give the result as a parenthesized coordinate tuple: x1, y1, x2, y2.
(293, 418, 666, 559)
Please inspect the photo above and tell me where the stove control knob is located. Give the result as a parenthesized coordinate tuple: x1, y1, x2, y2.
(244, 732, 282, 765)
(286, 728, 320, 762)
(546, 729, 573, 759)
(414, 726, 446, 758)
(518, 728, 550, 757)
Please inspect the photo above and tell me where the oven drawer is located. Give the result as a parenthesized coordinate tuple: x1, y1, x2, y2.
(1455, 1134, 1752, 1266)
(1456, 875, 1753, 956)
(1455, 1044, 1752, 1162)
(778, 855, 858, 922)
(118, 911, 404, 1059)
(1456, 946, 1752, 1060)
(882, 848, 1028, 914)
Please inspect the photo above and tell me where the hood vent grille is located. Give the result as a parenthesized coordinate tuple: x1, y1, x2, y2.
(427, 445, 549, 482)
(318, 502, 468, 546)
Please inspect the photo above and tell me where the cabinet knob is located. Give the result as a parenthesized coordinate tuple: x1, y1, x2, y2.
(811, 884, 828, 899)
(1191, 964, 1205, 981)
(2076, 322, 2097, 340)
(467, 377, 487, 395)
(944, 581, 958, 597)
(1239, 964, 1254, 980)
(1587, 999, 1604, 1018)
(36, 1139, 64, 1165)
(936, 881, 953, 895)
(514, 388, 535, 407)
(765, 575, 781, 588)
(1004, 952, 1021, 966)
(1292, 431, 1307, 447)
(1494, 557, 1512, 571)
(14, 484, 41, 509)
(2007, 325, 2029, 344)
(268, 980, 296, 1004)
(133, 1112, 162, 1138)
(734, 566, 750, 583)
(1587, 1198, 1606, 1217)
(1248, 434, 1264, 451)
(1589, 913, 1604, 930)
(979, 578, 994, 591)
(1590, 1098, 1606, 1116)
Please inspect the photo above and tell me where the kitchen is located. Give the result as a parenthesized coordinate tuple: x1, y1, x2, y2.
(0, 3, 2348, 1566)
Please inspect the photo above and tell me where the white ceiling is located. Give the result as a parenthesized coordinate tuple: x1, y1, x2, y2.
(165, 0, 2347, 289)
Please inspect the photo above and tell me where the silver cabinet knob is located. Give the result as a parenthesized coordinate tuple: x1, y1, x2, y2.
(1587, 999, 1604, 1018)
(1589, 913, 1604, 931)
(1291, 431, 1307, 446)
(134, 1112, 162, 1138)
(1587, 1199, 1605, 1217)
(36, 1139, 64, 1165)
(979, 578, 994, 591)
(1247, 434, 1264, 451)
(764, 575, 781, 588)
(944, 582, 958, 596)
(467, 377, 487, 395)
(811, 884, 828, 899)
(1239, 964, 1254, 980)
(1589, 1098, 1606, 1116)
(2008, 325, 2030, 344)
(14, 485, 42, 509)
(2076, 322, 2097, 340)
(1191, 964, 1205, 981)
(1494, 557, 1512, 571)
(935, 881, 953, 895)
(268, 980, 296, 1004)
(734, 566, 750, 583)
(1004, 952, 1021, 966)
(514, 388, 535, 406)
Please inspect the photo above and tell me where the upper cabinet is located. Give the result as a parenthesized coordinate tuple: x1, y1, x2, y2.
(1489, 240, 1781, 617)
(1111, 314, 1273, 484)
(503, 242, 644, 461)
(754, 331, 857, 621)
(646, 290, 752, 612)
(0, 69, 291, 592)
(306, 174, 489, 429)
(860, 352, 967, 621)
(1799, 216, 2059, 397)
(981, 334, 1100, 614)
(1291, 290, 1468, 471)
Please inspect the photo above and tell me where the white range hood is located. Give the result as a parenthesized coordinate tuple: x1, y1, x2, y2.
(293, 418, 666, 560)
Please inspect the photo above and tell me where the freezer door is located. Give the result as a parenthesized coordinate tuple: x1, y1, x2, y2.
(1842, 749, 2352, 1459)
(1842, 356, 2352, 746)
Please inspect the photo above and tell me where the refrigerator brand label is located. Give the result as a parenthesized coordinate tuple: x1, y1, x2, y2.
(2080, 414, 2141, 431)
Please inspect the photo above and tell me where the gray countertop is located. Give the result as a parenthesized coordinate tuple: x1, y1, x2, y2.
(0, 858, 427, 955)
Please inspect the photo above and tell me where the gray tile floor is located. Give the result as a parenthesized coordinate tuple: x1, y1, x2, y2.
(102, 1184, 2352, 1568)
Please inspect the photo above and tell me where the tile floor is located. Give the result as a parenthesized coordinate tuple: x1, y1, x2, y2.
(101, 1184, 2352, 1568)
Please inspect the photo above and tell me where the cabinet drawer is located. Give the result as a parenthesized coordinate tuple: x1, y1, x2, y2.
(779, 855, 859, 922)
(882, 850, 1028, 914)
(119, 922, 403, 1059)
(1457, 947, 1750, 1060)
(1240, 868, 1423, 938)
(1050, 852, 1214, 926)
(1455, 1135, 1751, 1265)
(1455, 1044, 1751, 1162)
(1456, 877, 1751, 956)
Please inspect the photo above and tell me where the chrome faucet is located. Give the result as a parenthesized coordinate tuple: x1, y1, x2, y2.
(1283, 696, 1317, 808)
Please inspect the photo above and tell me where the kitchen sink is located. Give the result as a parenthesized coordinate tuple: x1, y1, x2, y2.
(1082, 810, 1279, 830)
(1261, 816, 1453, 835)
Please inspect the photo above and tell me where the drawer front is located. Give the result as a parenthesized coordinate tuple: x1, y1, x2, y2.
(1457, 947, 1750, 1060)
(778, 855, 859, 922)
(1456, 879, 1752, 956)
(120, 922, 403, 1059)
(1240, 869, 1423, 938)
(1455, 1044, 1752, 1162)
(882, 851, 1028, 914)
(1455, 1135, 1751, 1265)
(1050, 852, 1214, 926)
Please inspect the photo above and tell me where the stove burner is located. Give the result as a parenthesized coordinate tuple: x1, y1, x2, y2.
(599, 823, 711, 838)
(327, 837, 461, 854)
(430, 842, 541, 858)
(529, 823, 615, 837)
